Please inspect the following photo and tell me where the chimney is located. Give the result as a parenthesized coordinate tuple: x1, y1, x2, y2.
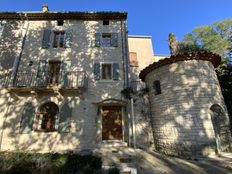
(42, 5, 49, 13)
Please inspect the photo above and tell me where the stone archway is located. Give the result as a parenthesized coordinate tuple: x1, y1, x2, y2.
(210, 104, 231, 152)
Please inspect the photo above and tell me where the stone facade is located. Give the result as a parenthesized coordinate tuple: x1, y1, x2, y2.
(0, 11, 130, 153)
(141, 56, 231, 157)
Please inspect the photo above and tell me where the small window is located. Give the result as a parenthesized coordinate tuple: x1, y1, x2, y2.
(103, 20, 109, 25)
(53, 31, 65, 48)
(129, 52, 138, 67)
(102, 33, 111, 47)
(102, 64, 112, 80)
(28, 61, 33, 66)
(57, 20, 64, 26)
(35, 102, 59, 132)
(153, 80, 161, 95)
(48, 61, 61, 84)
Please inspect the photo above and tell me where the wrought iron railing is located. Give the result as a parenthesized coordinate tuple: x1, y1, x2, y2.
(1, 70, 87, 89)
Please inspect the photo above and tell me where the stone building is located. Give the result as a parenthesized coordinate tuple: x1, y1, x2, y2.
(139, 52, 232, 157)
(0, 6, 230, 158)
(0, 7, 131, 152)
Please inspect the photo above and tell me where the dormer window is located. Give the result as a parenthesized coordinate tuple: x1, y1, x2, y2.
(53, 31, 65, 48)
(103, 20, 109, 25)
(57, 20, 64, 26)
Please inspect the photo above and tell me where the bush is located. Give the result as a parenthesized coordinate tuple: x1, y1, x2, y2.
(0, 152, 102, 174)
(108, 167, 119, 174)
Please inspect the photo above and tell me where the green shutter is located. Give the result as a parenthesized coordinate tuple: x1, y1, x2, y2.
(95, 33, 101, 47)
(64, 29, 73, 48)
(42, 29, 51, 49)
(113, 63, 119, 80)
(111, 33, 118, 47)
(0, 21, 5, 37)
(58, 102, 72, 133)
(60, 60, 71, 87)
(94, 63, 100, 80)
(36, 60, 48, 86)
(20, 102, 35, 134)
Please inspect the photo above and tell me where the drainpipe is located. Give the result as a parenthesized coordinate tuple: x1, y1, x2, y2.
(12, 13, 29, 85)
(131, 98, 136, 148)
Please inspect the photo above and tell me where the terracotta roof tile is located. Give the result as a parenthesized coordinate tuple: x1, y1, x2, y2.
(139, 51, 221, 81)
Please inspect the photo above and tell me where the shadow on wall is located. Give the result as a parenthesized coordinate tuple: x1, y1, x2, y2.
(146, 60, 232, 158)
(0, 18, 128, 152)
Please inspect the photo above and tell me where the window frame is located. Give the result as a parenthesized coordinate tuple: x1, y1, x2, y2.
(101, 33, 112, 47)
(103, 20, 110, 26)
(129, 52, 138, 67)
(153, 80, 162, 95)
(53, 31, 65, 48)
(100, 62, 114, 81)
(34, 102, 59, 132)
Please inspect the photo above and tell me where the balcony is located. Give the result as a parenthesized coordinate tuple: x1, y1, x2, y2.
(1, 70, 87, 93)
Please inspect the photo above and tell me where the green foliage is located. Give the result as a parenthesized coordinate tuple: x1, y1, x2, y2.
(121, 87, 133, 99)
(108, 167, 120, 174)
(0, 152, 102, 174)
(181, 18, 232, 62)
(176, 42, 208, 54)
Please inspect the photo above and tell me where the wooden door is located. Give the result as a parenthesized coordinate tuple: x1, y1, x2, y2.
(102, 106, 122, 140)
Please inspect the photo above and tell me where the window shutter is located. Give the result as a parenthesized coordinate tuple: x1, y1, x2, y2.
(0, 21, 5, 37)
(42, 29, 51, 49)
(94, 63, 100, 80)
(36, 60, 48, 86)
(60, 60, 71, 87)
(64, 29, 73, 48)
(20, 102, 35, 133)
(95, 33, 101, 47)
(113, 63, 119, 80)
(111, 33, 118, 47)
(58, 102, 72, 133)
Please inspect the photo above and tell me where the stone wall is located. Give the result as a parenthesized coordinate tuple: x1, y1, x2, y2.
(0, 19, 129, 152)
(145, 59, 229, 158)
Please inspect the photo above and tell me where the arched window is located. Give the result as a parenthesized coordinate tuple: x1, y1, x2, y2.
(35, 102, 59, 131)
(153, 80, 161, 95)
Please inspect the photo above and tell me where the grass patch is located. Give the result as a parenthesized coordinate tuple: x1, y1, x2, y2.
(0, 152, 102, 174)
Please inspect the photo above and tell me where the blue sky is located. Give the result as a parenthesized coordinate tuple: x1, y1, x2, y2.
(1, 0, 231, 54)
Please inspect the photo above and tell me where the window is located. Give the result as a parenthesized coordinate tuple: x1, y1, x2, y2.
(34, 102, 59, 132)
(57, 20, 64, 26)
(102, 33, 112, 47)
(103, 20, 109, 25)
(102, 64, 112, 80)
(94, 62, 119, 81)
(95, 33, 118, 47)
(48, 61, 61, 84)
(129, 52, 138, 67)
(153, 80, 161, 95)
(53, 31, 65, 48)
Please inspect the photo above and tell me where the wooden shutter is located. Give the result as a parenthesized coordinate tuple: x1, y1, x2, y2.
(36, 60, 48, 86)
(20, 102, 35, 133)
(60, 60, 71, 87)
(111, 33, 118, 47)
(64, 29, 73, 48)
(42, 29, 51, 49)
(94, 63, 100, 80)
(113, 63, 119, 80)
(58, 102, 72, 133)
(95, 33, 101, 47)
(129, 52, 138, 66)
(0, 21, 5, 37)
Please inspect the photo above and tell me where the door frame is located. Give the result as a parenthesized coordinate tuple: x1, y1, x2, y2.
(100, 105, 125, 142)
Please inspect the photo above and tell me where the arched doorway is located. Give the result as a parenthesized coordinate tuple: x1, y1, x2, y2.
(210, 104, 231, 152)
(35, 102, 59, 131)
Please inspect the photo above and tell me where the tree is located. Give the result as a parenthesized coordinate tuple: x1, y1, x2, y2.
(181, 18, 232, 63)
(168, 33, 179, 55)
